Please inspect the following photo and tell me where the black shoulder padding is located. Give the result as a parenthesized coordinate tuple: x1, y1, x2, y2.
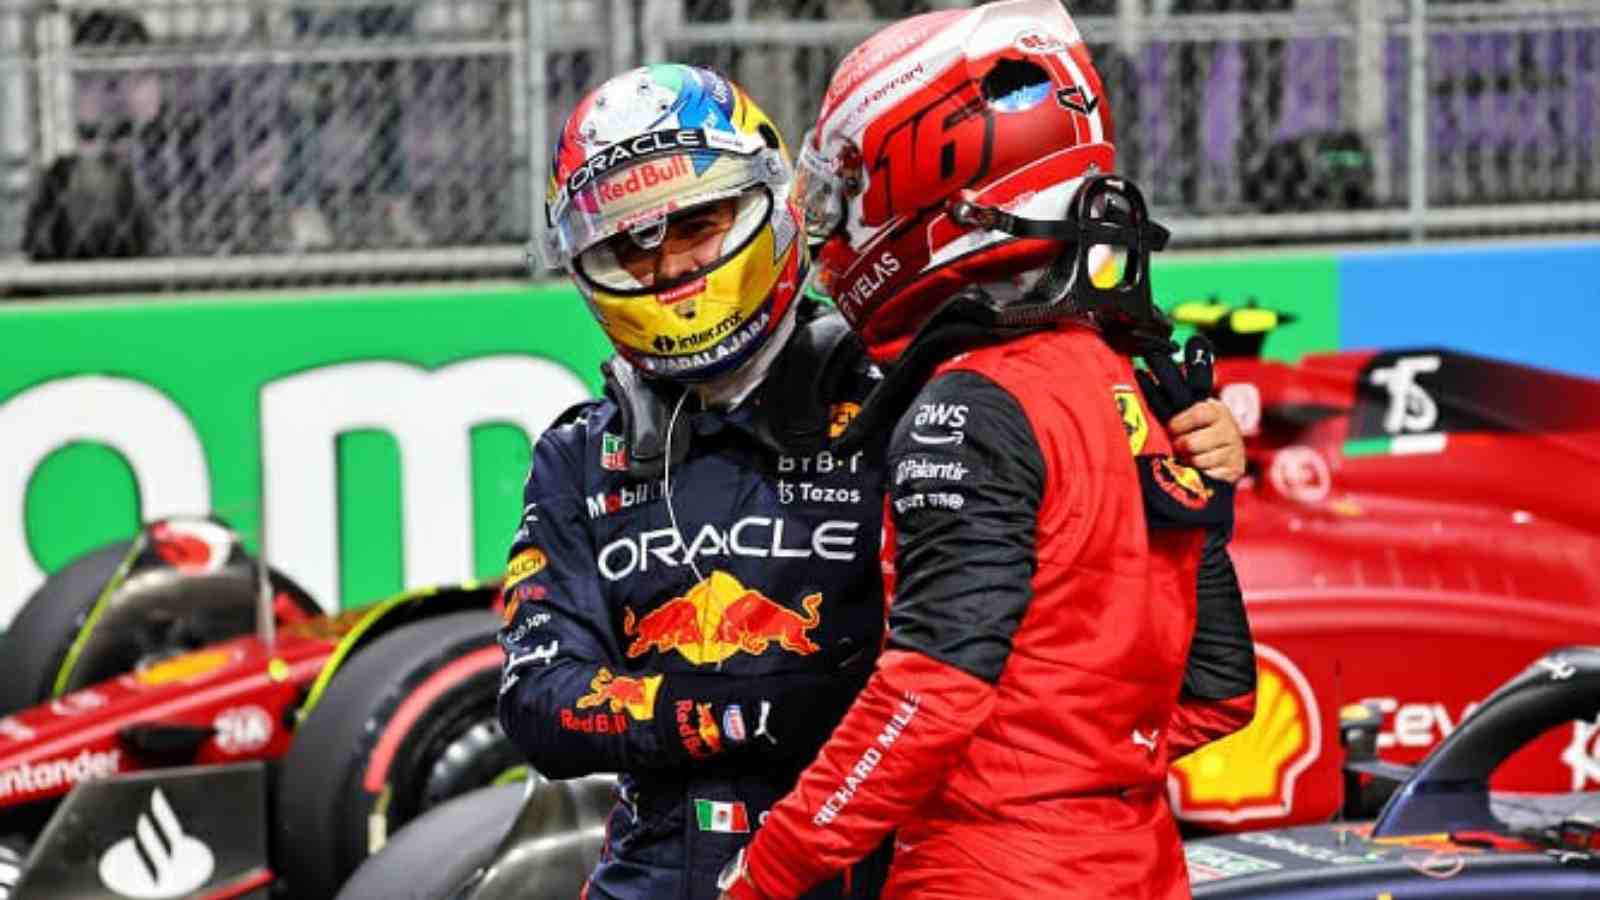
(832, 289, 1042, 457)
(601, 357, 691, 480)
(548, 399, 598, 431)
(751, 303, 867, 456)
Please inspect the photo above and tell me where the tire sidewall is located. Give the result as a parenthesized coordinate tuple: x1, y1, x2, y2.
(333, 783, 524, 900)
(0, 541, 131, 716)
(273, 611, 508, 900)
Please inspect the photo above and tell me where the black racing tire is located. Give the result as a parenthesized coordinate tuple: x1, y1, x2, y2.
(0, 541, 132, 716)
(272, 611, 518, 900)
(333, 783, 524, 900)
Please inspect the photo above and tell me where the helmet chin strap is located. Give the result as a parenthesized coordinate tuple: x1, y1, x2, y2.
(950, 174, 1172, 351)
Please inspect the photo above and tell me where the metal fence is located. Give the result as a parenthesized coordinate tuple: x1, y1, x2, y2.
(1, 0, 1596, 294)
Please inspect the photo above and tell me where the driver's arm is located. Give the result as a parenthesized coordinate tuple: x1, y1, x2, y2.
(1168, 526, 1256, 760)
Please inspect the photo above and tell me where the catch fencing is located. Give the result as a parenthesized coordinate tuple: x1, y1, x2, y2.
(0, 0, 1596, 293)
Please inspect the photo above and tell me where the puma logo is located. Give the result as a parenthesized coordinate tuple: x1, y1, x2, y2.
(1132, 728, 1160, 754)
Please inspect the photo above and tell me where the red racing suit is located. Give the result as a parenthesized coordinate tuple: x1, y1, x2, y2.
(734, 323, 1255, 899)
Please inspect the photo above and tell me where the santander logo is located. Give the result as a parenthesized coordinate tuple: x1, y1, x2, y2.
(97, 788, 215, 898)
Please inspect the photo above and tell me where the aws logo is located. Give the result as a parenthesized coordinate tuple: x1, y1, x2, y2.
(1168, 644, 1321, 825)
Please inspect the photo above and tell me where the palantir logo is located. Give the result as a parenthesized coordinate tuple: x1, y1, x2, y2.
(97, 788, 215, 898)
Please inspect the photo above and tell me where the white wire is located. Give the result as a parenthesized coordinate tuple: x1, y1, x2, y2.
(663, 389, 705, 585)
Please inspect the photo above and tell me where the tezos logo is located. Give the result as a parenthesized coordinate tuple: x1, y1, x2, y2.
(98, 788, 215, 898)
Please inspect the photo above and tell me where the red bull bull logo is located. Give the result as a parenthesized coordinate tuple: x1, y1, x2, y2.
(623, 570, 822, 664)
(1169, 644, 1321, 825)
(575, 667, 662, 721)
(1152, 456, 1212, 510)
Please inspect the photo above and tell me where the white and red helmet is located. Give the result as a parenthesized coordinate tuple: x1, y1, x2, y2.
(794, 0, 1114, 361)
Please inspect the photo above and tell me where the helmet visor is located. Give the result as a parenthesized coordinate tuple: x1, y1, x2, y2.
(574, 188, 772, 294)
(544, 129, 785, 270)
(793, 131, 846, 244)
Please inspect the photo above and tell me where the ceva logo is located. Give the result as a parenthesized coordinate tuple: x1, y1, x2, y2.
(0, 356, 589, 621)
(1168, 644, 1322, 824)
(97, 788, 215, 898)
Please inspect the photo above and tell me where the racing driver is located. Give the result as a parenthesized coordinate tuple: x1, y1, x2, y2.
(713, 2, 1258, 898)
(500, 59, 1248, 900)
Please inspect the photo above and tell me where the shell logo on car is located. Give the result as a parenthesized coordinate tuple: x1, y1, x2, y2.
(1169, 644, 1321, 824)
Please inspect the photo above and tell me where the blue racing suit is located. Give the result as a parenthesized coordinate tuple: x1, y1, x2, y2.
(497, 300, 891, 900)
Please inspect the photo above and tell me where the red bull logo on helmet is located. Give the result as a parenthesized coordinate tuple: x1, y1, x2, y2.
(594, 155, 692, 210)
(622, 570, 823, 665)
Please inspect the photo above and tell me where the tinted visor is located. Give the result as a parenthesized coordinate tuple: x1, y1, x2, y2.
(574, 189, 771, 295)
(544, 129, 784, 270)
(792, 131, 846, 244)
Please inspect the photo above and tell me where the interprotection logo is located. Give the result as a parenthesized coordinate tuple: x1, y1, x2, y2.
(97, 788, 215, 898)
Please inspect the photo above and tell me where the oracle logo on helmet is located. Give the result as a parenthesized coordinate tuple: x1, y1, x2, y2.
(804, 0, 1112, 361)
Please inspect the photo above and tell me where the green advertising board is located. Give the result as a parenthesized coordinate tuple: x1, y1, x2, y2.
(0, 254, 1340, 628)
(1153, 253, 1340, 363)
(1, 282, 610, 624)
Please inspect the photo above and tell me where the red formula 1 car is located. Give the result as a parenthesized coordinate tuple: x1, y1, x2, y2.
(1167, 302, 1600, 831)
(0, 517, 516, 900)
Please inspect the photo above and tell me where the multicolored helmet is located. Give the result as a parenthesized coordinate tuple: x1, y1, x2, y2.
(792, 0, 1115, 361)
(541, 64, 805, 382)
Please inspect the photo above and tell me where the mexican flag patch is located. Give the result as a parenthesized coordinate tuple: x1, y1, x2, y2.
(694, 799, 750, 833)
(601, 433, 628, 471)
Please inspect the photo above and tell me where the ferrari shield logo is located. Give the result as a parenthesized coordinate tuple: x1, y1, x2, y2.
(1113, 387, 1149, 454)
